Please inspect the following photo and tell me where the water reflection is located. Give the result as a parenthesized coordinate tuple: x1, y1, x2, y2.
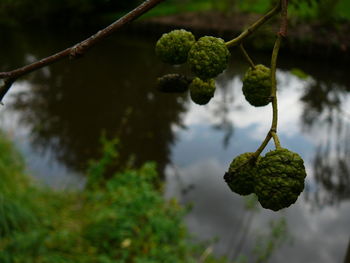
(210, 73, 237, 149)
(298, 71, 350, 206)
(0, 29, 349, 262)
(166, 63, 350, 262)
(312, 143, 350, 206)
(6, 33, 188, 177)
(2, 29, 350, 203)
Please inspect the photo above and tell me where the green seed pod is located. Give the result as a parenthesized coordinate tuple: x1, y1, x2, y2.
(255, 148, 307, 211)
(157, 74, 191, 93)
(188, 36, 230, 79)
(242, 64, 272, 107)
(155, 29, 196, 65)
(189, 77, 216, 105)
(224, 152, 260, 196)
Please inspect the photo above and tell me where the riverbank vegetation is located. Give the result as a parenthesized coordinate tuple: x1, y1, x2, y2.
(0, 132, 291, 262)
(145, 0, 350, 22)
(0, 133, 226, 262)
(0, 0, 349, 28)
(1, 0, 349, 61)
(0, 0, 143, 27)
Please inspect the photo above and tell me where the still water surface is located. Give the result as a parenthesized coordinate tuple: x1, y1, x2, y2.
(0, 29, 349, 262)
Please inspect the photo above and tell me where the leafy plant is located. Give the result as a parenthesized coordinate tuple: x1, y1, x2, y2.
(0, 133, 225, 262)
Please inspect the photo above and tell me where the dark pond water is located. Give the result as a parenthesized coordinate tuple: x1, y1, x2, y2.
(0, 28, 349, 262)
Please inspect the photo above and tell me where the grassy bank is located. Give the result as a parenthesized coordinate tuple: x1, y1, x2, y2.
(0, 134, 225, 263)
(143, 0, 350, 21)
(1, 0, 349, 28)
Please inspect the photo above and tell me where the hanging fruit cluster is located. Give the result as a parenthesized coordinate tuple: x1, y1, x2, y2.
(224, 149, 306, 211)
(154, 1, 306, 211)
(155, 29, 230, 105)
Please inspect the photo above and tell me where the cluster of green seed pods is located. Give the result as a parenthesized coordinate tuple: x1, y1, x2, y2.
(155, 29, 230, 105)
(155, 29, 307, 212)
(224, 148, 307, 211)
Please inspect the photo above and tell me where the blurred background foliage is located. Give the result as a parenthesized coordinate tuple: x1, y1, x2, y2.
(0, 133, 226, 262)
(0, 0, 349, 28)
(0, 132, 288, 262)
(0, 0, 143, 27)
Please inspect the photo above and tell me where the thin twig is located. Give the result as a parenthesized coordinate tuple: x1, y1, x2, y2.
(254, 132, 272, 158)
(0, 78, 16, 103)
(270, 35, 282, 149)
(0, 0, 166, 101)
(253, 4, 285, 155)
(252, 34, 283, 154)
(225, 1, 281, 48)
(279, 0, 289, 37)
(239, 44, 255, 69)
(271, 131, 281, 149)
(225, 0, 287, 184)
(270, 35, 281, 132)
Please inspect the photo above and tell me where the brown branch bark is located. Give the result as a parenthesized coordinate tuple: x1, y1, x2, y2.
(279, 0, 289, 37)
(0, 0, 166, 101)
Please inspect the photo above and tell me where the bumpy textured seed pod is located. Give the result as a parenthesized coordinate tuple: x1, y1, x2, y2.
(189, 77, 216, 105)
(157, 74, 191, 93)
(155, 29, 196, 65)
(255, 148, 307, 211)
(188, 36, 230, 79)
(242, 64, 272, 107)
(224, 152, 260, 196)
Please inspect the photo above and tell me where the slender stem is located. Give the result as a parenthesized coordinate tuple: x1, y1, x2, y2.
(227, 0, 287, 177)
(254, 133, 272, 158)
(271, 131, 281, 149)
(254, 18, 284, 154)
(225, 1, 281, 48)
(0, 0, 166, 101)
(239, 44, 255, 69)
(270, 35, 282, 133)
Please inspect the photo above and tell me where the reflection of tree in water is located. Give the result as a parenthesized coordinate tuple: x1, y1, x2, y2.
(300, 80, 343, 129)
(8, 33, 188, 177)
(211, 51, 272, 149)
(311, 138, 350, 206)
(304, 109, 350, 206)
(226, 196, 290, 262)
(298, 65, 350, 206)
(212, 71, 236, 149)
(209, 56, 250, 149)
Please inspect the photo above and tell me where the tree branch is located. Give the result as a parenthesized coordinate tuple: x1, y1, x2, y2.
(270, 35, 282, 135)
(239, 44, 255, 69)
(225, 1, 281, 48)
(253, 1, 286, 155)
(253, 34, 283, 156)
(279, 0, 288, 37)
(0, 0, 166, 102)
